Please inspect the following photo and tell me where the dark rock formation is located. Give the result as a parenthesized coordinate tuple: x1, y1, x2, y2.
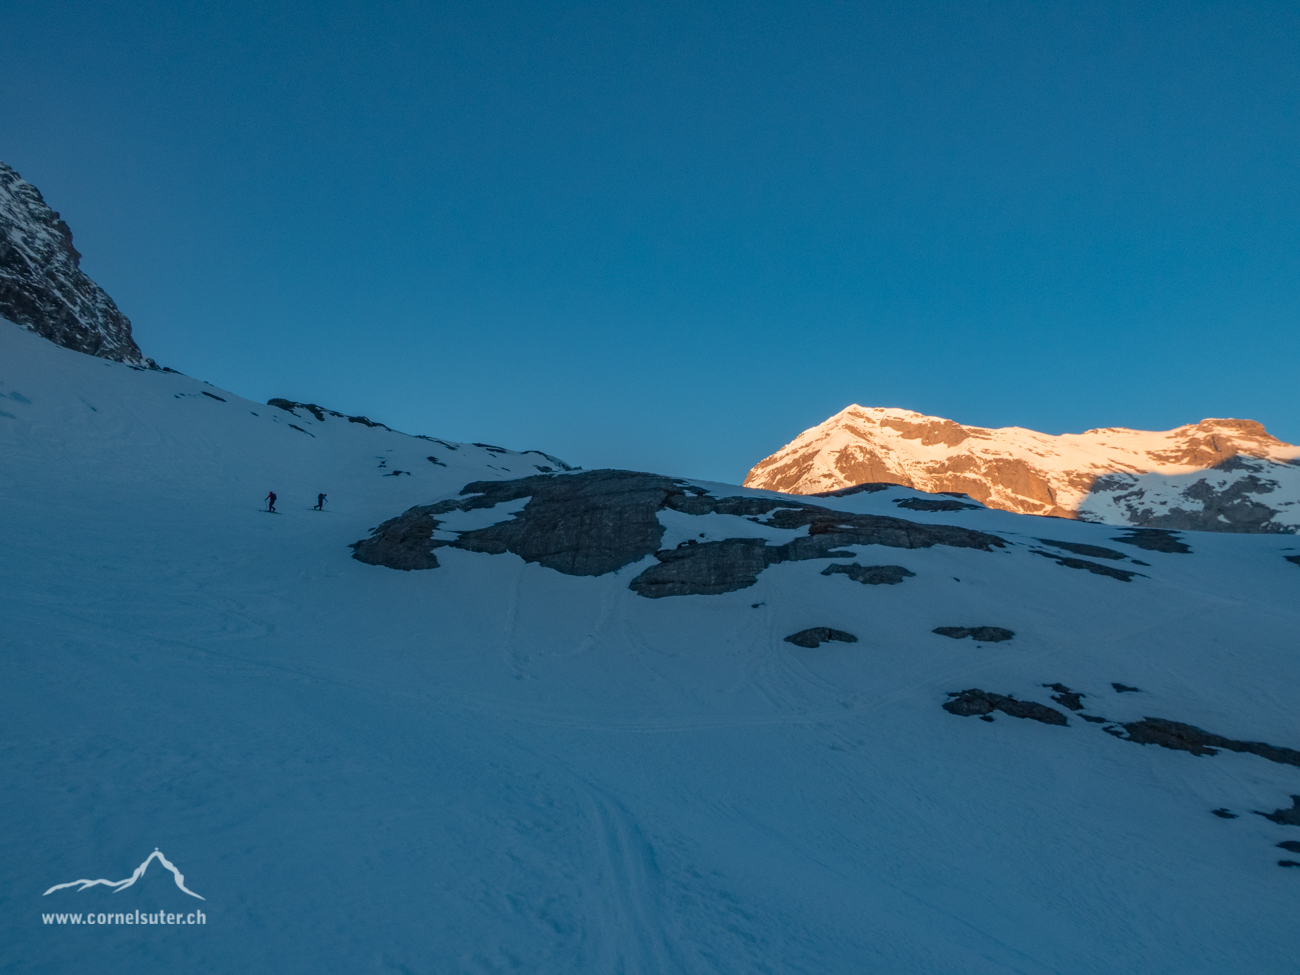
(1278, 841, 1300, 853)
(0, 160, 147, 365)
(784, 628, 857, 648)
(1255, 797, 1300, 827)
(630, 502, 1002, 598)
(1112, 683, 1141, 693)
(820, 563, 915, 585)
(810, 483, 893, 498)
(933, 626, 1015, 642)
(1117, 719, 1300, 767)
(942, 689, 1068, 726)
(1110, 529, 1191, 554)
(353, 470, 1006, 598)
(1211, 808, 1237, 819)
(1031, 549, 1142, 581)
(1286, 555, 1300, 568)
(1037, 539, 1128, 561)
(1043, 683, 1085, 711)
(1092, 457, 1298, 534)
(893, 497, 980, 512)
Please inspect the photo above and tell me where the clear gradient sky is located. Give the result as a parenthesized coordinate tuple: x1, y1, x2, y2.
(2, 1, 1297, 481)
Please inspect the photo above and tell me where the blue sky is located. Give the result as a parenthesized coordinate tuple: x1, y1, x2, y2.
(3, 0, 1297, 481)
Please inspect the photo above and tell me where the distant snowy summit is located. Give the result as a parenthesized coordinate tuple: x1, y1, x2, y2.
(744, 406, 1300, 533)
(0, 159, 149, 366)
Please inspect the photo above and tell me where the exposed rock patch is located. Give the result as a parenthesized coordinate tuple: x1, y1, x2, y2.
(784, 628, 857, 648)
(1287, 555, 1300, 568)
(1042, 683, 1085, 711)
(353, 470, 1006, 598)
(1255, 797, 1300, 827)
(1, 160, 148, 364)
(1111, 529, 1191, 554)
(933, 626, 1014, 642)
(810, 483, 893, 498)
(820, 563, 914, 585)
(1032, 549, 1142, 581)
(1037, 539, 1127, 561)
(1116, 719, 1300, 767)
(1278, 841, 1300, 853)
(1211, 808, 1238, 819)
(893, 497, 980, 512)
(1112, 683, 1141, 693)
(943, 689, 1068, 726)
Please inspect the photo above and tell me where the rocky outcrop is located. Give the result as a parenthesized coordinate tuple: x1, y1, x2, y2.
(933, 626, 1014, 642)
(745, 406, 1300, 533)
(820, 563, 914, 585)
(0, 160, 147, 365)
(352, 470, 1006, 598)
(1117, 719, 1300, 767)
(1030, 549, 1143, 582)
(942, 689, 1068, 725)
(784, 628, 857, 648)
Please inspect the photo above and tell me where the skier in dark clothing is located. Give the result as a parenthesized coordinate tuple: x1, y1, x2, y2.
(266, 491, 277, 513)
(315, 493, 326, 511)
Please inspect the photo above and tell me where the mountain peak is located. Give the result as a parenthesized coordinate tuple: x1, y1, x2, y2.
(0, 160, 147, 365)
(745, 406, 1299, 532)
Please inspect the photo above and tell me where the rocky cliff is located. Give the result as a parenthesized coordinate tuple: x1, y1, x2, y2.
(0, 160, 148, 365)
(744, 406, 1300, 533)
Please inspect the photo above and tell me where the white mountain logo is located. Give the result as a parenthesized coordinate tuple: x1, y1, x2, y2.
(43, 849, 205, 900)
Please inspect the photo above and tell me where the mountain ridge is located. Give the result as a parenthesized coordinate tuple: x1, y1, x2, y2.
(744, 405, 1300, 533)
(0, 159, 149, 366)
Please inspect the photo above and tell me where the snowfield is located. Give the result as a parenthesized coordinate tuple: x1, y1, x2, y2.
(2, 318, 1298, 973)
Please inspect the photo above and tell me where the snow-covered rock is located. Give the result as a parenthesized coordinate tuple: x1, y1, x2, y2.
(745, 404, 1300, 532)
(4, 318, 1299, 973)
(0, 160, 148, 365)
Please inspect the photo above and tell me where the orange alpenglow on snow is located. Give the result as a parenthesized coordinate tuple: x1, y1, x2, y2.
(743, 406, 1300, 532)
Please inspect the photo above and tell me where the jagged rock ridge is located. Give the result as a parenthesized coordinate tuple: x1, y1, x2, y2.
(745, 405, 1300, 533)
(0, 160, 147, 364)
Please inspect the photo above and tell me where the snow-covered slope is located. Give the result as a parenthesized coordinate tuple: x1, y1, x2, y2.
(0, 160, 148, 365)
(3, 319, 1299, 973)
(745, 404, 1300, 532)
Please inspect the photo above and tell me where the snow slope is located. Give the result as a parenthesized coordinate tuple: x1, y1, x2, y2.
(745, 404, 1300, 532)
(3, 319, 1299, 973)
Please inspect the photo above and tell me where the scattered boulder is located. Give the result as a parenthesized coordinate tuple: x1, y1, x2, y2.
(1036, 539, 1128, 561)
(943, 689, 1067, 726)
(784, 628, 858, 648)
(1031, 549, 1142, 581)
(1255, 797, 1300, 826)
(933, 626, 1015, 643)
(1211, 809, 1238, 819)
(1112, 683, 1141, 693)
(820, 563, 915, 585)
(1111, 529, 1191, 554)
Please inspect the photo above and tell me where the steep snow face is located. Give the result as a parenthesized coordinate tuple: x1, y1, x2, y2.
(745, 404, 1300, 532)
(4, 320, 1300, 974)
(0, 160, 147, 365)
